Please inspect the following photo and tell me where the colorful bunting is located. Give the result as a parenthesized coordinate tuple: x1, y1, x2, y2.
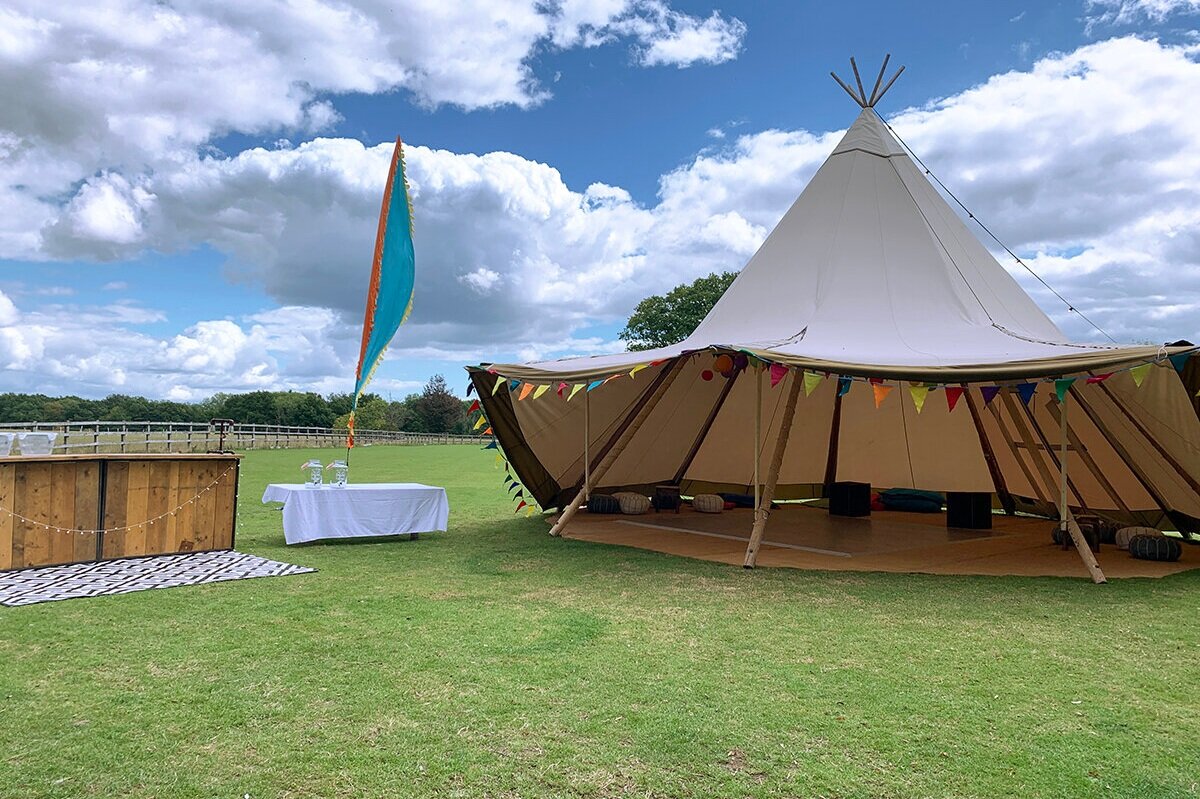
(629, 364, 648, 379)
(1085, 373, 1112, 384)
(518, 383, 534, 401)
(557, 382, 568, 397)
(803, 371, 822, 397)
(909, 384, 929, 413)
(587, 380, 603, 392)
(472, 416, 485, 430)
(492, 374, 505, 395)
(1130, 363, 1152, 387)
(945, 386, 965, 412)
(532, 384, 549, 399)
(515, 501, 527, 513)
(872, 383, 893, 408)
(981, 385, 1001, 406)
(1170, 353, 1191, 372)
(494, 454, 503, 467)
(483, 440, 498, 450)
(466, 382, 475, 396)
(836, 376, 852, 397)
(510, 379, 520, 390)
(483, 427, 492, 435)
(568, 383, 584, 401)
(1016, 383, 1037, 405)
(468, 399, 480, 414)
(1054, 378, 1076, 402)
(769, 364, 788, 387)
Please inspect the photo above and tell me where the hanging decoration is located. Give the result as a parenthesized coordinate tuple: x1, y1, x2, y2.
(836, 376, 852, 397)
(803, 370, 823, 396)
(909, 384, 929, 413)
(981, 385, 1001, 406)
(1054, 378, 1076, 402)
(1016, 383, 1037, 405)
(1130, 363, 1152, 387)
(770, 363, 788, 387)
(872, 383, 892, 408)
(944, 385, 965, 412)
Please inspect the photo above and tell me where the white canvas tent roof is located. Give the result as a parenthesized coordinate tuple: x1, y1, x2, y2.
(468, 89, 1200, 574)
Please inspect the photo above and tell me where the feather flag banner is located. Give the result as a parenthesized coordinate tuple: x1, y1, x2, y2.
(348, 137, 416, 448)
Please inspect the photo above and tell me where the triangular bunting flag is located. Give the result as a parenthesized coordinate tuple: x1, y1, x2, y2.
(872, 383, 893, 408)
(556, 382, 568, 397)
(587, 380, 603, 392)
(494, 454, 503, 467)
(472, 416, 485, 430)
(513, 490, 523, 500)
(508, 482, 520, 493)
(515, 501, 527, 513)
(981, 386, 1001, 406)
(1086, 373, 1112, 384)
(525, 506, 537, 517)
(492, 374, 505, 395)
(468, 399, 480, 413)
(466, 382, 475, 396)
(1169, 353, 1190, 372)
(1130, 363, 1152, 387)
(803, 371, 822, 396)
(909, 384, 929, 413)
(568, 383, 584, 401)
(1016, 383, 1037, 405)
(532, 384, 549, 399)
(1054, 378, 1076, 402)
(483, 427, 492, 435)
(629, 364, 648, 378)
(518, 383, 534, 401)
(945, 386, 965, 412)
(836, 376, 852, 397)
(603, 373, 621, 384)
(483, 440, 498, 449)
(770, 364, 788, 387)
(510, 379, 520, 390)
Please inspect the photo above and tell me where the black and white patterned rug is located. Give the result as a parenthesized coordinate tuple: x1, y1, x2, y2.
(0, 550, 316, 607)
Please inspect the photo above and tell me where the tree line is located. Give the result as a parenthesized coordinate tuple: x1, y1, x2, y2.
(0, 375, 472, 434)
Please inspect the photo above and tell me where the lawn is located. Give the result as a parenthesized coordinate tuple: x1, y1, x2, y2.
(1, 445, 1198, 798)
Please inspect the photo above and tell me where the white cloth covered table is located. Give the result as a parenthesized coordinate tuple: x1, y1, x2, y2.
(261, 483, 449, 545)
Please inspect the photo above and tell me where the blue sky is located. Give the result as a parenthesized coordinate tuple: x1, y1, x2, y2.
(2, 0, 1200, 401)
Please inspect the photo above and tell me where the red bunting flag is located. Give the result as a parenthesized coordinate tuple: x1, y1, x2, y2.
(468, 399, 480, 413)
(769, 363, 788, 387)
(1086, 373, 1112, 384)
(945, 386, 965, 412)
(556, 381, 568, 397)
(515, 500, 527, 512)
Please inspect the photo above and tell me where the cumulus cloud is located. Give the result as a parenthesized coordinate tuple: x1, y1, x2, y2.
(0, 0, 745, 260)
(1086, 0, 1200, 26)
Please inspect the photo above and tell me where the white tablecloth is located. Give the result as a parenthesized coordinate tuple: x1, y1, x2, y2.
(261, 483, 449, 545)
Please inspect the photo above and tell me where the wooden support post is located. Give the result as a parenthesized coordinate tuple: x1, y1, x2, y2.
(1059, 396, 1069, 538)
(583, 391, 590, 503)
(754, 366, 762, 510)
(549, 360, 684, 537)
(822, 389, 844, 495)
(963, 387, 1016, 515)
(744, 373, 803, 568)
(1065, 507, 1107, 584)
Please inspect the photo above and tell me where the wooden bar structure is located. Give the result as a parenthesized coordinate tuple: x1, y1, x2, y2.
(0, 453, 240, 571)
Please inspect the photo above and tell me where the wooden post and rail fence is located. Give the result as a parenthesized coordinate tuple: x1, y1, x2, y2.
(0, 421, 477, 455)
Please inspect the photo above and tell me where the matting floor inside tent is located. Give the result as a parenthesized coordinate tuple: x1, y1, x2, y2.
(555, 505, 1198, 579)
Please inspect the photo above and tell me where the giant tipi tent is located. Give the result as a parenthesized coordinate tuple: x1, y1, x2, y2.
(467, 61, 1200, 581)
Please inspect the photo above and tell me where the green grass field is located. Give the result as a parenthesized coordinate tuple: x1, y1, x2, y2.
(1, 445, 1198, 798)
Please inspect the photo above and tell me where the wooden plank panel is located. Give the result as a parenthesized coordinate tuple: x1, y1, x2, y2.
(0, 463, 16, 570)
(122, 461, 151, 557)
(192, 459, 217, 552)
(16, 462, 53, 568)
(73, 461, 100, 563)
(101, 461, 129, 559)
(145, 460, 172, 555)
(211, 459, 237, 549)
(175, 461, 197, 552)
(48, 461, 77, 566)
(164, 460, 180, 551)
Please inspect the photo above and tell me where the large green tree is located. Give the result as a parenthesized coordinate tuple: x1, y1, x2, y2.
(619, 271, 738, 351)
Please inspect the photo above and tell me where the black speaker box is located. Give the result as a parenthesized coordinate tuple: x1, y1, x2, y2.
(829, 481, 871, 517)
(946, 492, 992, 529)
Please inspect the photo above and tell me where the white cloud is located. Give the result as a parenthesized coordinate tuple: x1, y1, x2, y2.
(1086, 0, 1200, 26)
(550, 0, 746, 67)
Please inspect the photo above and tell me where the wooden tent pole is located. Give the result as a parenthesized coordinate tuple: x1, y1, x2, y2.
(744, 374, 803, 568)
(754, 366, 762, 510)
(963, 387, 1016, 515)
(822, 390, 844, 495)
(584, 391, 590, 503)
(549, 360, 684, 537)
(1059, 396, 1069, 538)
(672, 370, 739, 484)
(1065, 507, 1107, 584)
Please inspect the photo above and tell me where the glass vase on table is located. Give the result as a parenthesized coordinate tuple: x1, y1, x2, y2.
(302, 459, 324, 488)
(327, 459, 348, 487)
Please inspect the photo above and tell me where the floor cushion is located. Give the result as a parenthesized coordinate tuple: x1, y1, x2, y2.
(614, 492, 651, 515)
(1128, 534, 1182, 562)
(586, 494, 621, 514)
(693, 494, 724, 513)
(880, 488, 944, 513)
(1115, 526, 1162, 550)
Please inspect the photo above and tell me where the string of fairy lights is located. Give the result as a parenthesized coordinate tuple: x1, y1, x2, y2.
(0, 462, 238, 536)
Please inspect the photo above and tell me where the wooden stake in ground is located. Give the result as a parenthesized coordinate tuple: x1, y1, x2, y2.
(549, 359, 684, 537)
(744, 373, 804, 568)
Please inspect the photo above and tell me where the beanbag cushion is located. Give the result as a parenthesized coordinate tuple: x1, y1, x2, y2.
(586, 494, 621, 514)
(614, 492, 651, 515)
(880, 488, 944, 513)
(717, 492, 777, 509)
(1115, 526, 1162, 550)
(692, 494, 724, 513)
(1128, 534, 1181, 562)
